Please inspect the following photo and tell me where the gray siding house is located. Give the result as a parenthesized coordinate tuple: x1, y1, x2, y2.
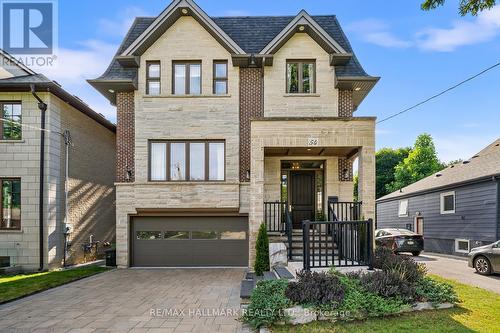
(377, 139, 500, 256)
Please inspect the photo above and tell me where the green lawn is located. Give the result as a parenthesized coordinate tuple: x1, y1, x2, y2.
(272, 275, 500, 333)
(0, 266, 110, 304)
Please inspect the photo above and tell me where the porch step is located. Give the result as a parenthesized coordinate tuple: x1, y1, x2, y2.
(273, 265, 295, 280)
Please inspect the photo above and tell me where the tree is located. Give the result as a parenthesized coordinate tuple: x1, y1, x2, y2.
(254, 223, 270, 276)
(421, 0, 496, 16)
(375, 147, 411, 199)
(387, 134, 444, 193)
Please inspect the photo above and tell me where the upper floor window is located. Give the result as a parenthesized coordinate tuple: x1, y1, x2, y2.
(213, 61, 228, 95)
(1, 102, 22, 140)
(398, 199, 409, 217)
(173, 61, 201, 95)
(440, 191, 455, 214)
(286, 60, 315, 94)
(149, 140, 225, 181)
(1, 178, 21, 230)
(146, 61, 161, 95)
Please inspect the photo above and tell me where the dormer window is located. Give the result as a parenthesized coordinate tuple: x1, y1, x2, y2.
(146, 61, 161, 95)
(286, 60, 315, 94)
(173, 61, 201, 95)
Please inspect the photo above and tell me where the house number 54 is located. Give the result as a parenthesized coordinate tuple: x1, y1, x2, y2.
(308, 138, 319, 146)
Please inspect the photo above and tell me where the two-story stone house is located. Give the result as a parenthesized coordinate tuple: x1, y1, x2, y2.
(90, 0, 378, 268)
(0, 50, 116, 271)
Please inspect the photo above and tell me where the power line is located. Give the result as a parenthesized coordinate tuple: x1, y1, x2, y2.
(377, 61, 500, 124)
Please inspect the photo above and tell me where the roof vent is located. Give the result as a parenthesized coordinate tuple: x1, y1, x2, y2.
(450, 165, 454, 168)
(463, 160, 470, 164)
(496, 143, 499, 147)
(472, 155, 479, 158)
(435, 173, 442, 177)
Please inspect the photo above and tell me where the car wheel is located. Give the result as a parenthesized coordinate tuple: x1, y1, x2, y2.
(412, 251, 421, 256)
(474, 256, 492, 275)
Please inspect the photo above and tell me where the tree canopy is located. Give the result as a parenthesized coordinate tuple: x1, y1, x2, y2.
(386, 134, 445, 193)
(421, 0, 496, 16)
(375, 147, 411, 199)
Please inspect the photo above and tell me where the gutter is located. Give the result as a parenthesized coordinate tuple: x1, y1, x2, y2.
(30, 84, 47, 271)
(377, 174, 500, 204)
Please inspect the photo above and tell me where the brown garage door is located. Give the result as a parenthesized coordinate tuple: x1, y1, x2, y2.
(131, 216, 248, 267)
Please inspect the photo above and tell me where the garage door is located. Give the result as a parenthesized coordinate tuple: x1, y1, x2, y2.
(131, 216, 248, 267)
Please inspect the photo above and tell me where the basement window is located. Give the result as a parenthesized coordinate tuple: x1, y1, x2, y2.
(455, 239, 470, 253)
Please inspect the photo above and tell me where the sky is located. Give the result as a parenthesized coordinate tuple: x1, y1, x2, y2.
(37, 0, 500, 163)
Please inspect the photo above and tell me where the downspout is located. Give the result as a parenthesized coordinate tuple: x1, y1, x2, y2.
(62, 130, 72, 267)
(30, 84, 47, 271)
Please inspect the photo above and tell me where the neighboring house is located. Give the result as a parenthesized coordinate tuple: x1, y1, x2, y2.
(89, 0, 378, 268)
(0, 50, 116, 272)
(377, 139, 500, 256)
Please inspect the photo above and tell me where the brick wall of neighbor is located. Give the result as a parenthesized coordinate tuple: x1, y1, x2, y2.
(116, 91, 135, 182)
(56, 95, 116, 266)
(338, 158, 354, 182)
(338, 90, 354, 117)
(239, 68, 263, 182)
(264, 33, 339, 117)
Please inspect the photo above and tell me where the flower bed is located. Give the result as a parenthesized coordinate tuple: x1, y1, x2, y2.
(241, 248, 458, 329)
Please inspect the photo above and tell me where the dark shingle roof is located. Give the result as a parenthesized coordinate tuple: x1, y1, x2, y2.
(378, 139, 500, 201)
(96, 15, 370, 81)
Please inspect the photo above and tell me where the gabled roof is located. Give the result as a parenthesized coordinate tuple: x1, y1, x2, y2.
(90, 1, 378, 107)
(122, 0, 245, 56)
(378, 139, 500, 202)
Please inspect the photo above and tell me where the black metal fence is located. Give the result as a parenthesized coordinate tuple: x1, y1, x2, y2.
(264, 201, 287, 233)
(302, 219, 373, 271)
(328, 201, 362, 221)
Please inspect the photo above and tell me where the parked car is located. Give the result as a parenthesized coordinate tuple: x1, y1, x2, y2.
(468, 240, 500, 275)
(375, 228, 424, 256)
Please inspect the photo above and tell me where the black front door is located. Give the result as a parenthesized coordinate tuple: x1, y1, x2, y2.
(290, 171, 315, 229)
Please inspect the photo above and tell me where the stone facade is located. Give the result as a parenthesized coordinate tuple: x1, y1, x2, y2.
(249, 118, 376, 265)
(0, 92, 116, 271)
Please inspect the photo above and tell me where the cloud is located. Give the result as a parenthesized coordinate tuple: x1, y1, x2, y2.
(434, 134, 498, 162)
(347, 19, 412, 48)
(98, 6, 150, 37)
(416, 5, 500, 51)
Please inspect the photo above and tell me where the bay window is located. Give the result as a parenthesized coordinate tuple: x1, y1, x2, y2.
(149, 141, 225, 181)
(0, 179, 21, 230)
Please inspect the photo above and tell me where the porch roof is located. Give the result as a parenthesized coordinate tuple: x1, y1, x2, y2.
(264, 147, 358, 158)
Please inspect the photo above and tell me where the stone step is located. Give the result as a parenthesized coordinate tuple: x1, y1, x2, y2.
(273, 265, 295, 280)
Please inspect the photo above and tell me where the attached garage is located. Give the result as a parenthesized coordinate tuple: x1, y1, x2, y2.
(131, 216, 248, 267)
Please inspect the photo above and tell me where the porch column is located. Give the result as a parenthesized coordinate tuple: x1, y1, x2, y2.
(358, 146, 376, 221)
(249, 141, 265, 268)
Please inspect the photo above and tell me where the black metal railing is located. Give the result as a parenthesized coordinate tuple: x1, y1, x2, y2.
(302, 219, 373, 271)
(285, 208, 293, 260)
(328, 201, 362, 221)
(264, 201, 287, 233)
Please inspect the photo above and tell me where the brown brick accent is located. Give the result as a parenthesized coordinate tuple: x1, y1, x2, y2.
(116, 91, 135, 182)
(338, 158, 354, 181)
(338, 90, 354, 117)
(239, 68, 264, 182)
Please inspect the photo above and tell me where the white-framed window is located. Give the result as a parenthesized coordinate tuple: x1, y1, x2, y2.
(455, 239, 470, 253)
(398, 199, 409, 217)
(440, 191, 455, 214)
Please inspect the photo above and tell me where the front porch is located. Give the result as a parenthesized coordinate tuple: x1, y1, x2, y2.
(248, 117, 376, 269)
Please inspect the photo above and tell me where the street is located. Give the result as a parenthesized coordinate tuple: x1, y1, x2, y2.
(415, 253, 500, 294)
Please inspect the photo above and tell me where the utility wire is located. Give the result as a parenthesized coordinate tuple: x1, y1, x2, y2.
(0, 117, 61, 135)
(377, 61, 500, 124)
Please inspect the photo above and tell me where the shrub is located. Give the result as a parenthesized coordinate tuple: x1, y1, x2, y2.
(285, 271, 345, 307)
(374, 247, 426, 284)
(337, 274, 408, 319)
(254, 223, 270, 276)
(242, 279, 290, 328)
(358, 270, 416, 302)
(416, 277, 459, 305)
